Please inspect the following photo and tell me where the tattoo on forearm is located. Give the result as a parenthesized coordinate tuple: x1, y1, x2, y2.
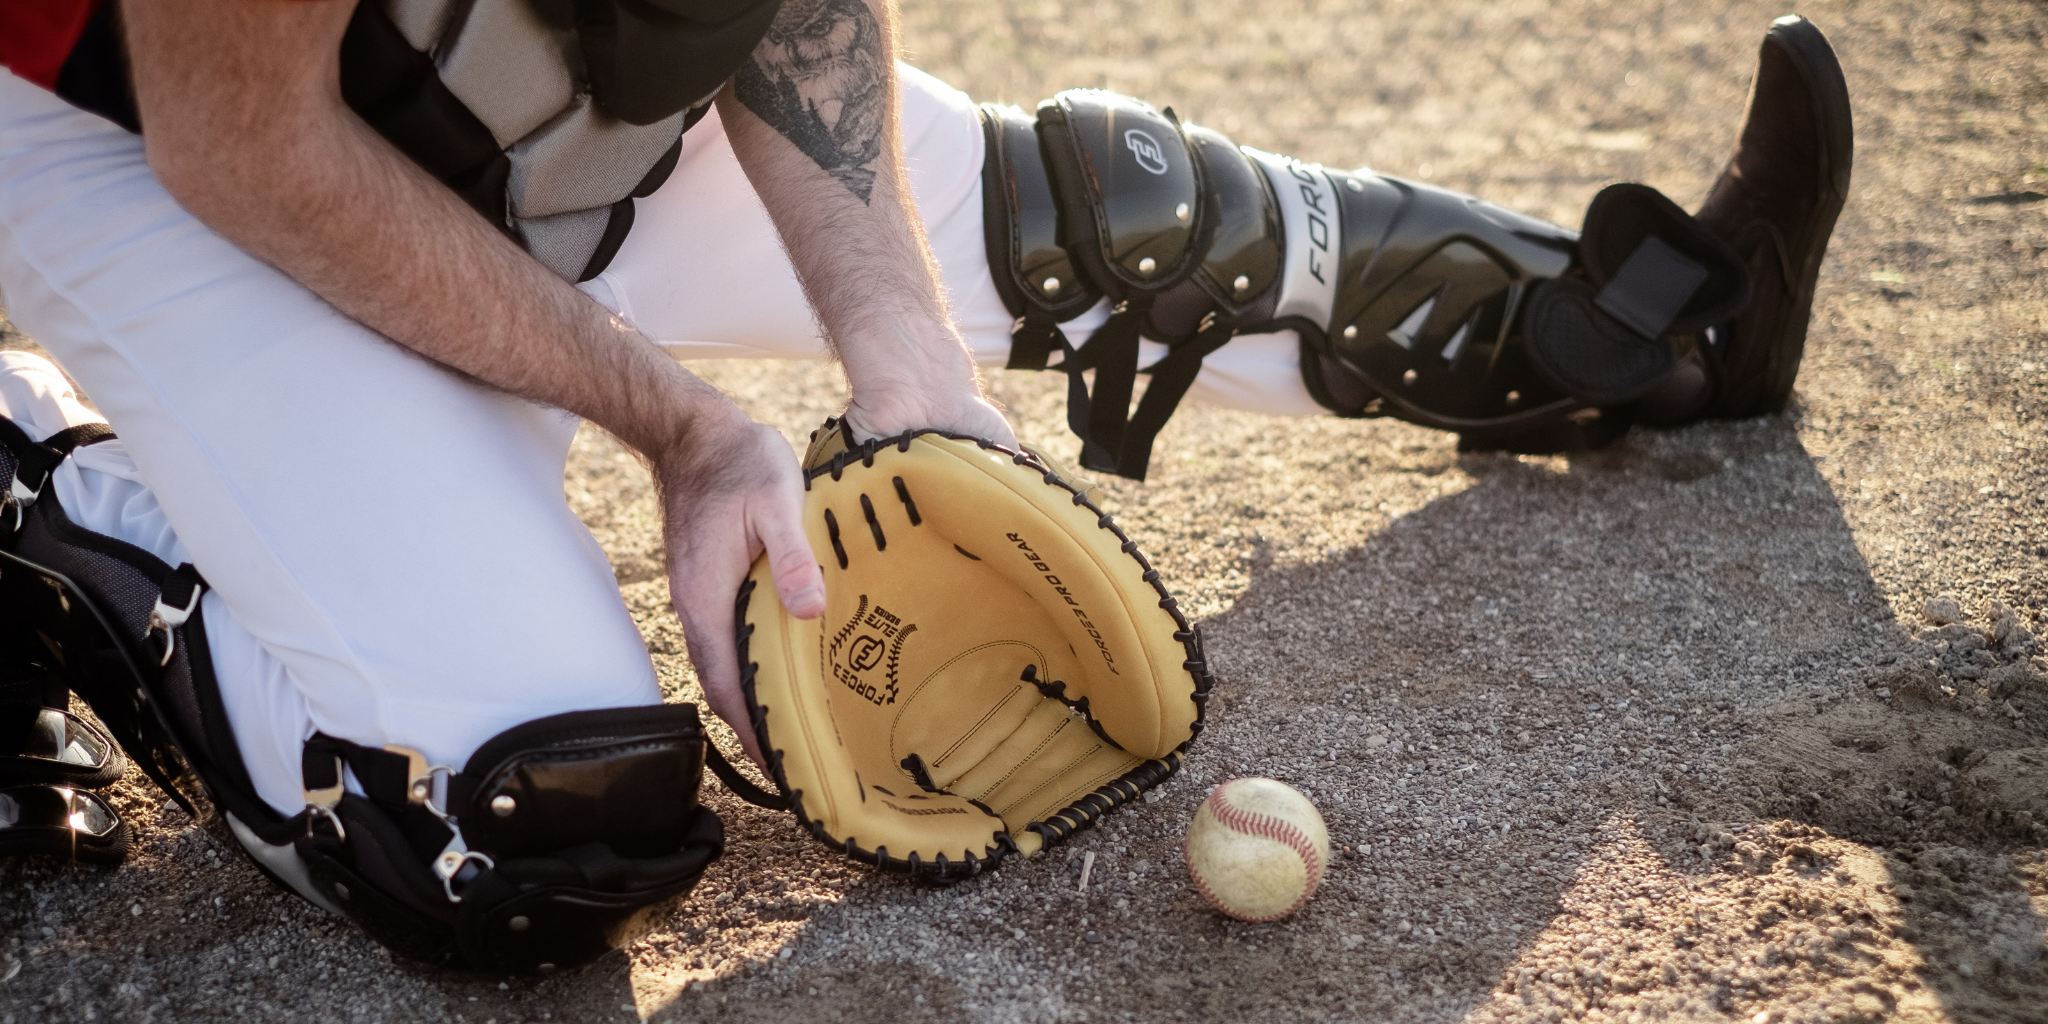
(734, 0, 888, 204)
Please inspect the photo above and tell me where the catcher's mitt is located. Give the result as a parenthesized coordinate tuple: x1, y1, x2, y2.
(734, 421, 1212, 880)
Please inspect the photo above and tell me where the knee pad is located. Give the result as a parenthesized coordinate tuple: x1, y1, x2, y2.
(279, 707, 727, 974)
(1, 414, 741, 974)
(981, 92, 1753, 466)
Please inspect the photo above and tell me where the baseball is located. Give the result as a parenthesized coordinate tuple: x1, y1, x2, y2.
(1184, 778, 1330, 921)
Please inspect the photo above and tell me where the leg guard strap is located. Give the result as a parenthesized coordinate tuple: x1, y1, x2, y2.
(2, 423, 216, 818)
(1519, 183, 1751, 406)
(982, 93, 1282, 480)
(1, 416, 115, 529)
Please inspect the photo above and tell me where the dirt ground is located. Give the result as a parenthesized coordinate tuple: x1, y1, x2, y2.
(5, 0, 2048, 1021)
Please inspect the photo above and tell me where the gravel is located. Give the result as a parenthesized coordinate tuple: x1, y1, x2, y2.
(6, 1, 2048, 1022)
(1925, 596, 1967, 626)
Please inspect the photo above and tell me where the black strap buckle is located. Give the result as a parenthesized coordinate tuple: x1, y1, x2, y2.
(148, 565, 206, 667)
(2, 420, 118, 532)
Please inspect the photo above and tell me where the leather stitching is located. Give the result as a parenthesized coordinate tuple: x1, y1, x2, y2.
(1188, 784, 1322, 921)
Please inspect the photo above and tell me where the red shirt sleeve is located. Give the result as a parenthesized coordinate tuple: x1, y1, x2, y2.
(0, 0, 100, 89)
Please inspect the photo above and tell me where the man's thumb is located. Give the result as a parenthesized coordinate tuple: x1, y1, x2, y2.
(761, 506, 826, 619)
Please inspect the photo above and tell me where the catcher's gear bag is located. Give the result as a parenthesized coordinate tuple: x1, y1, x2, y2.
(735, 421, 1213, 880)
(982, 91, 1752, 474)
(0, 409, 748, 975)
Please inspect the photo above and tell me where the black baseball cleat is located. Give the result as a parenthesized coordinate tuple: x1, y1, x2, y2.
(1636, 15, 1854, 425)
(0, 784, 131, 864)
(0, 674, 129, 790)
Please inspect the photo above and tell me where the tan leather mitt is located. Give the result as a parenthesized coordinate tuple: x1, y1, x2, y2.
(735, 421, 1213, 880)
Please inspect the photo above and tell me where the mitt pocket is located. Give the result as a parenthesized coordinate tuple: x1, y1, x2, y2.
(947, 706, 1146, 828)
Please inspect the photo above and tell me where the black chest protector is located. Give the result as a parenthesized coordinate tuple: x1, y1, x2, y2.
(342, 0, 783, 282)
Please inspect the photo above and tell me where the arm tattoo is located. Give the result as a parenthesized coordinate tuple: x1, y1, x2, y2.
(734, 0, 888, 205)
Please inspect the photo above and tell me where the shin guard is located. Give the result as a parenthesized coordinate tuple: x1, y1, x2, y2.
(982, 93, 1752, 470)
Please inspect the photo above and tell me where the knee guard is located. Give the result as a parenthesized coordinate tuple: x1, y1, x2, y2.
(1, 415, 763, 974)
(981, 92, 1752, 473)
(274, 707, 731, 974)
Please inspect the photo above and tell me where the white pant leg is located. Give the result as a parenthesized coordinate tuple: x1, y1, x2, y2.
(593, 63, 1327, 419)
(0, 71, 660, 818)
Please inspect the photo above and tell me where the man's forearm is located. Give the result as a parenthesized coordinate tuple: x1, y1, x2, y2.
(720, 0, 985, 413)
(122, 0, 738, 458)
(116, 0, 832, 753)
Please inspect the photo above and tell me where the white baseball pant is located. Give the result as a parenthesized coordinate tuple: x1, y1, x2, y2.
(0, 63, 1321, 818)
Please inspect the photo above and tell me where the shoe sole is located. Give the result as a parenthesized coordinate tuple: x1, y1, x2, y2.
(1745, 15, 1855, 417)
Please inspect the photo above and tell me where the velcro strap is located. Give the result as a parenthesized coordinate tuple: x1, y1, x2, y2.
(1113, 319, 1237, 481)
(302, 733, 421, 808)
(160, 564, 205, 618)
(1575, 182, 1750, 337)
(1005, 311, 1066, 371)
(0, 419, 115, 493)
(1074, 301, 1149, 474)
(42, 422, 117, 455)
(559, 841, 630, 889)
(1593, 235, 1709, 340)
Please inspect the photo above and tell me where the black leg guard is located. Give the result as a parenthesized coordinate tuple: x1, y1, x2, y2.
(981, 93, 1755, 470)
(1, 415, 211, 814)
(1, 411, 756, 974)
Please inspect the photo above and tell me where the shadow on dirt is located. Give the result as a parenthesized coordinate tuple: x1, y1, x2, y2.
(1165, 415, 2046, 1021)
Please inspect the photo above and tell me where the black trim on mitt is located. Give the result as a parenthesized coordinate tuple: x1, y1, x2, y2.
(732, 423, 1216, 882)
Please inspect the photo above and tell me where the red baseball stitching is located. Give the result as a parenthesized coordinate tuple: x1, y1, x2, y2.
(1186, 783, 1323, 922)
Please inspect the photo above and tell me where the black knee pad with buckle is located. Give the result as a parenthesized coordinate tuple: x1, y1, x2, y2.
(2, 413, 754, 974)
(282, 707, 727, 973)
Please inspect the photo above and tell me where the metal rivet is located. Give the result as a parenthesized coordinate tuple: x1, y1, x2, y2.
(333, 882, 351, 901)
(1505, 390, 1521, 407)
(1342, 324, 1359, 340)
(538, 963, 557, 974)
(1232, 274, 1251, 295)
(1041, 276, 1062, 297)
(509, 915, 530, 932)
(1175, 203, 1191, 221)
(410, 780, 430, 800)
(491, 794, 517, 817)
(1137, 257, 1157, 276)
(1346, 177, 1365, 192)
(1402, 369, 1419, 387)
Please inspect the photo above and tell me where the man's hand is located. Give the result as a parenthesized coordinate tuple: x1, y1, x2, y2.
(841, 389, 1014, 447)
(722, 0, 1017, 451)
(656, 414, 825, 767)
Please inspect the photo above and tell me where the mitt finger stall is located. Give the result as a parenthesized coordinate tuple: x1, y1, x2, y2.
(738, 424, 1213, 879)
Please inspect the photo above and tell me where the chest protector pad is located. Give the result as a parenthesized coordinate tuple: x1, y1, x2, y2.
(342, 0, 782, 282)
